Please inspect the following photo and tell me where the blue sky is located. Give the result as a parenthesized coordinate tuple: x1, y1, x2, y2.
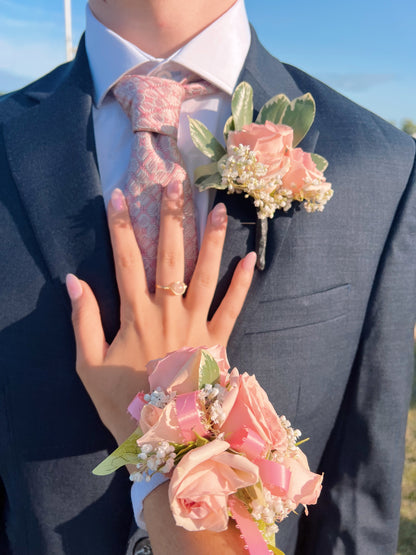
(1, 0, 414, 126)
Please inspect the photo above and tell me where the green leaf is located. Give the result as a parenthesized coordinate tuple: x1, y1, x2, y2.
(194, 432, 209, 447)
(194, 162, 219, 184)
(92, 427, 142, 476)
(189, 117, 226, 161)
(295, 437, 310, 447)
(281, 93, 316, 147)
(256, 94, 290, 124)
(231, 82, 253, 130)
(223, 115, 235, 141)
(310, 153, 328, 172)
(196, 172, 225, 191)
(198, 350, 220, 389)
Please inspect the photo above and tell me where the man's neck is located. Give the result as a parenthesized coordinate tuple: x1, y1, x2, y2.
(88, 0, 237, 58)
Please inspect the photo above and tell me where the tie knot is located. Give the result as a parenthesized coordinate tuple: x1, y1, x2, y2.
(113, 75, 187, 137)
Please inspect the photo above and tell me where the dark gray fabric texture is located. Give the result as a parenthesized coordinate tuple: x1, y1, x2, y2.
(0, 30, 415, 555)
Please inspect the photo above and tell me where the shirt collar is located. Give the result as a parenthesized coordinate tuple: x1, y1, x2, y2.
(85, 0, 251, 106)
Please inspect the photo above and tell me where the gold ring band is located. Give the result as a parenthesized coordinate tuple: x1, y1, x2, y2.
(155, 281, 188, 296)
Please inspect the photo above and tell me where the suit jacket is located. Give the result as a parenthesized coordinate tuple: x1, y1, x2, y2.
(1, 30, 415, 555)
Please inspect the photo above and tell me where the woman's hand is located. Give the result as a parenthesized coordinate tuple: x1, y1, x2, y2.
(66, 181, 256, 444)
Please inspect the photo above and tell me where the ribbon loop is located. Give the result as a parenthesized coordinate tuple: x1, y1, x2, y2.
(175, 391, 207, 441)
(228, 496, 271, 555)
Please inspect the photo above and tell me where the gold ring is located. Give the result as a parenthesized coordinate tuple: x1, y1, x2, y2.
(155, 281, 188, 296)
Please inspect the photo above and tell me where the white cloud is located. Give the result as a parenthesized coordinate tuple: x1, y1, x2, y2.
(318, 73, 397, 92)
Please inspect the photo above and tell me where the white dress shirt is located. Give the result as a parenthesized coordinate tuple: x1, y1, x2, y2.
(85, 1, 251, 528)
(85, 0, 251, 243)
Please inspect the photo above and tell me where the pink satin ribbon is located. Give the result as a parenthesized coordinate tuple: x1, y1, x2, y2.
(228, 496, 271, 554)
(127, 393, 146, 422)
(256, 459, 291, 498)
(228, 427, 266, 459)
(175, 391, 207, 442)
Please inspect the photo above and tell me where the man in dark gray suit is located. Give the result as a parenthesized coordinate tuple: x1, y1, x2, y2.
(0, 0, 415, 554)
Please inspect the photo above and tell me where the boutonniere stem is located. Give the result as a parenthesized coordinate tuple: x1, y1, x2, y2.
(256, 218, 268, 271)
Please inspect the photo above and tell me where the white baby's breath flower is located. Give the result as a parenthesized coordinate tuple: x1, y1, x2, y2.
(129, 472, 144, 482)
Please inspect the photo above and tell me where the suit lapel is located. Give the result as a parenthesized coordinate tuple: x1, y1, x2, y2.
(4, 38, 119, 340)
(214, 28, 319, 308)
(211, 28, 320, 315)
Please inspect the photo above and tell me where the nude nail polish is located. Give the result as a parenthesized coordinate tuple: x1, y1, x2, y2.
(66, 273, 83, 301)
(210, 203, 227, 227)
(166, 181, 182, 200)
(242, 251, 257, 271)
(111, 188, 126, 211)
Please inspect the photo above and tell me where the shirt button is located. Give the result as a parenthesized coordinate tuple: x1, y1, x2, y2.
(133, 537, 153, 555)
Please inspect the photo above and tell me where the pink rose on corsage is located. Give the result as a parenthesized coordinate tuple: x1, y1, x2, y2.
(136, 402, 183, 449)
(148, 345, 229, 394)
(189, 82, 333, 269)
(284, 450, 323, 509)
(169, 439, 259, 532)
(221, 370, 288, 456)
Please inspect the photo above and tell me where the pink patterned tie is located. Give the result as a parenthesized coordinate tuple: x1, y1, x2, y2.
(113, 75, 214, 292)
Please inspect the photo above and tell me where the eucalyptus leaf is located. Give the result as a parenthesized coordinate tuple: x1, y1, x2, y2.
(310, 153, 328, 172)
(231, 82, 253, 130)
(256, 94, 290, 124)
(189, 117, 226, 161)
(198, 350, 220, 389)
(223, 115, 235, 141)
(194, 161, 218, 184)
(281, 93, 316, 147)
(93, 427, 142, 476)
(196, 172, 225, 191)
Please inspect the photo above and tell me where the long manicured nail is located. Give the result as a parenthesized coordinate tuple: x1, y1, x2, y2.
(242, 251, 257, 272)
(210, 203, 227, 227)
(111, 188, 126, 212)
(166, 181, 182, 200)
(66, 273, 83, 301)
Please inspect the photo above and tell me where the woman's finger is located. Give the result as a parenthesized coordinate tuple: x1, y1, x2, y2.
(208, 252, 257, 341)
(66, 274, 107, 368)
(107, 188, 148, 312)
(185, 203, 227, 315)
(155, 181, 185, 301)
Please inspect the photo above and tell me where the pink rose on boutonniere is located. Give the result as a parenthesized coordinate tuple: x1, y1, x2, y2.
(227, 122, 293, 183)
(282, 148, 332, 213)
(169, 439, 259, 532)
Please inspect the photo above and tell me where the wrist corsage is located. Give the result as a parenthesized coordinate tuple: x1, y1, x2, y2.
(189, 82, 333, 269)
(94, 347, 323, 555)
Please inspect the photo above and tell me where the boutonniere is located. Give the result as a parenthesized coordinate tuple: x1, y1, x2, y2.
(189, 82, 333, 269)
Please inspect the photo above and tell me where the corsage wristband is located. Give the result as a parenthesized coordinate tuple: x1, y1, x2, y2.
(131, 474, 169, 530)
